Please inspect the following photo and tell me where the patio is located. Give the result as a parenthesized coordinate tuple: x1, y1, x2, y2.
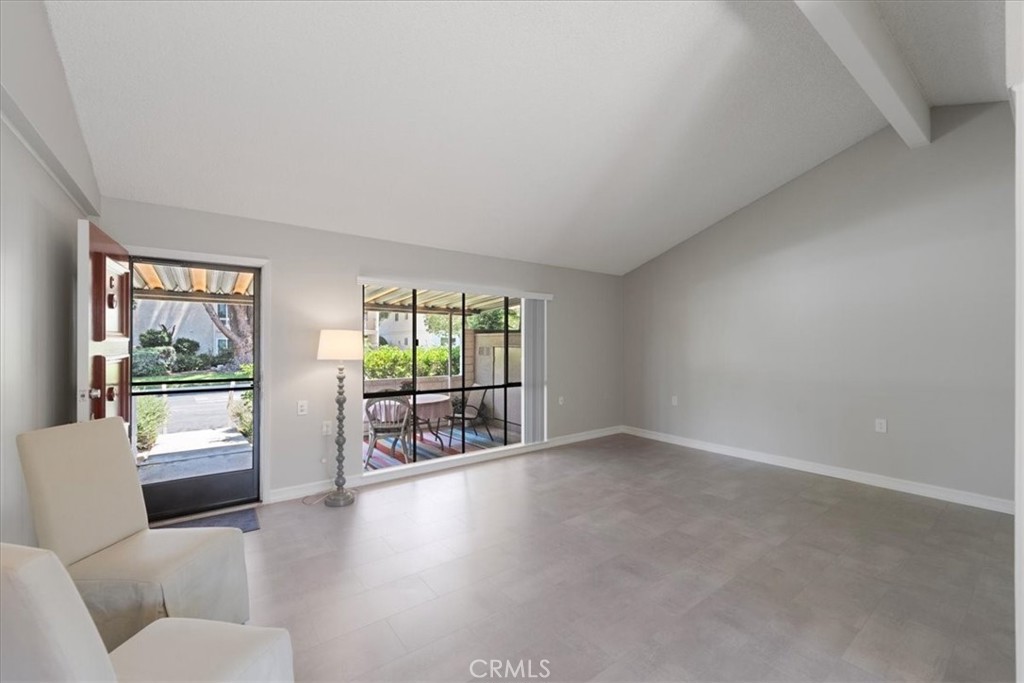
(361, 286, 522, 471)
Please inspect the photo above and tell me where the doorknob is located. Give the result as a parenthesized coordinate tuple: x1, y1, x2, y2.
(88, 388, 103, 399)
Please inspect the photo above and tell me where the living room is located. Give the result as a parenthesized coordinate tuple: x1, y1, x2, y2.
(1, 2, 1022, 682)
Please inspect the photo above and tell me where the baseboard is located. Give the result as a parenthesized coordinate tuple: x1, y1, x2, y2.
(265, 425, 626, 500)
(353, 425, 627, 487)
(622, 426, 1013, 514)
(265, 479, 334, 504)
(539, 425, 626, 449)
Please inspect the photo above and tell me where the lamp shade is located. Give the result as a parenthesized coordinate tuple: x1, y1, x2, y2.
(317, 329, 363, 361)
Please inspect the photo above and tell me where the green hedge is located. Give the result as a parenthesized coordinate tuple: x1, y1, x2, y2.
(136, 395, 169, 451)
(363, 346, 460, 380)
(134, 346, 176, 377)
(229, 364, 255, 441)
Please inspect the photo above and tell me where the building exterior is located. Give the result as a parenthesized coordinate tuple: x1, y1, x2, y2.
(133, 300, 229, 353)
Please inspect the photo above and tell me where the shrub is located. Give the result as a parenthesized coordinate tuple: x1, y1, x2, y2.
(133, 346, 176, 377)
(363, 345, 412, 379)
(362, 346, 461, 379)
(172, 337, 201, 355)
(135, 395, 169, 451)
(213, 348, 235, 367)
(229, 390, 254, 442)
(171, 351, 214, 373)
(139, 327, 174, 348)
(417, 346, 460, 377)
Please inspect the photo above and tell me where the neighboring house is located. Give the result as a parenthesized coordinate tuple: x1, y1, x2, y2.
(370, 311, 442, 350)
(133, 300, 229, 354)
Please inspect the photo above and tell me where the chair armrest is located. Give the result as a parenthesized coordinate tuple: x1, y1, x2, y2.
(111, 618, 293, 682)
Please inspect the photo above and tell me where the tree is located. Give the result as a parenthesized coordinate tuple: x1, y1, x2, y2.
(467, 307, 520, 331)
(201, 303, 254, 364)
(423, 313, 453, 340)
(423, 308, 522, 335)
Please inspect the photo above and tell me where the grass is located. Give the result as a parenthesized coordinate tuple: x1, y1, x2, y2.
(133, 370, 252, 384)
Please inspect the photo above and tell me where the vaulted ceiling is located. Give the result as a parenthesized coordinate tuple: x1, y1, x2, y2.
(45, 1, 1006, 275)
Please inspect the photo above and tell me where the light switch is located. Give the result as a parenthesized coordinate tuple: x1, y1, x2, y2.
(297, 400, 309, 416)
(875, 418, 887, 434)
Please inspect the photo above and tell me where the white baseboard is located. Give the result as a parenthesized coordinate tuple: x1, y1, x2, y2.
(264, 479, 334, 504)
(622, 426, 1014, 514)
(537, 425, 625, 449)
(352, 425, 626, 488)
(264, 425, 625, 501)
(265, 425, 1010, 515)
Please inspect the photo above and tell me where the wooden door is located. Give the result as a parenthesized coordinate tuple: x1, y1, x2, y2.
(76, 221, 131, 422)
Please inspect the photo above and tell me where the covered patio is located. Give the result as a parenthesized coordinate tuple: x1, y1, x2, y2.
(361, 286, 522, 471)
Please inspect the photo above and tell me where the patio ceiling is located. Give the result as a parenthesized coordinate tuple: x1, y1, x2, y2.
(363, 286, 513, 314)
(133, 261, 255, 302)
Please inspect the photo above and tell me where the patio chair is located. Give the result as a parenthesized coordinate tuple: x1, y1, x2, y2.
(447, 385, 494, 447)
(364, 397, 412, 467)
(1, 542, 293, 682)
(16, 417, 250, 651)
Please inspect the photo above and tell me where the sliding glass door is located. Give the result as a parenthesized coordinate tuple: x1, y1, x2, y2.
(362, 286, 522, 471)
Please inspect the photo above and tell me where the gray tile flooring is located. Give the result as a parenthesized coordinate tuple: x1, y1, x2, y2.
(245, 434, 1014, 682)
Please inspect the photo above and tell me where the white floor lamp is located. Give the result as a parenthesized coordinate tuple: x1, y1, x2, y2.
(317, 329, 363, 507)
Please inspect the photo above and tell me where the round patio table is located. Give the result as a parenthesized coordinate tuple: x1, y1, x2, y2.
(411, 393, 453, 445)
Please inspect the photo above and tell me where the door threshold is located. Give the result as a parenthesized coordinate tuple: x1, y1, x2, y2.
(150, 501, 261, 528)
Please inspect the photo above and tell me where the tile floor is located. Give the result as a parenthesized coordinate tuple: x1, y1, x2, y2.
(245, 434, 1015, 682)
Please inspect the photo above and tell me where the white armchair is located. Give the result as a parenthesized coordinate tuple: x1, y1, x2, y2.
(16, 417, 250, 650)
(0, 543, 293, 682)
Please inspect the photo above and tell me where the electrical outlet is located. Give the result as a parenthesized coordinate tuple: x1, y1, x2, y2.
(322, 420, 332, 436)
(297, 400, 309, 416)
(671, 395, 678, 406)
(558, 396, 565, 406)
(875, 418, 887, 434)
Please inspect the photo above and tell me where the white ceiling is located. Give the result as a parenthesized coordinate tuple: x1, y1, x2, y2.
(876, 0, 1006, 106)
(45, 1, 1005, 275)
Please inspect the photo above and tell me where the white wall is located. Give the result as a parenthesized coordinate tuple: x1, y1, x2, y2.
(623, 102, 1015, 502)
(0, 0, 100, 214)
(0, 123, 82, 545)
(98, 198, 624, 496)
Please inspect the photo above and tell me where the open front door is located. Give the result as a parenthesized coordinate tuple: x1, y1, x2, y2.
(76, 220, 131, 423)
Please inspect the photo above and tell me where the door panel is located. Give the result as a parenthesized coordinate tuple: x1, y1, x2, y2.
(77, 221, 131, 423)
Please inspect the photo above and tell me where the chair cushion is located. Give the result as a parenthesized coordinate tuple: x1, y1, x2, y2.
(110, 618, 293, 682)
(70, 528, 250, 650)
(16, 417, 148, 566)
(0, 543, 116, 682)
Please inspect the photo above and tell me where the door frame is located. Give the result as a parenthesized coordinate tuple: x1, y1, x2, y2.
(123, 245, 272, 505)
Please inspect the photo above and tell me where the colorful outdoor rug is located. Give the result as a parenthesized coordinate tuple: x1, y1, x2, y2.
(364, 426, 518, 470)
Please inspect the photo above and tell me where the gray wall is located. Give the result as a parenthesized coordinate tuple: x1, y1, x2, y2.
(99, 198, 624, 495)
(623, 103, 1015, 501)
(0, 123, 81, 545)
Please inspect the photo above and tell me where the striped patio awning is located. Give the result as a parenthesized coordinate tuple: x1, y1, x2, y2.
(363, 285, 512, 313)
(133, 262, 255, 302)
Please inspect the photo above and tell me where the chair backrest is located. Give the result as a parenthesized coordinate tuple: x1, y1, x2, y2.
(467, 385, 489, 411)
(365, 397, 411, 430)
(17, 417, 148, 566)
(0, 543, 117, 682)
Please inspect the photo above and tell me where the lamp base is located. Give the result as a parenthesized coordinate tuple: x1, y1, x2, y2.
(324, 487, 356, 507)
